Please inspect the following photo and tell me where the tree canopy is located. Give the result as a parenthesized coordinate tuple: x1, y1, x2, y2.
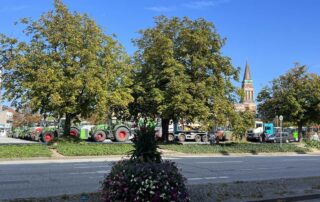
(0, 0, 133, 135)
(130, 16, 240, 140)
(257, 63, 320, 135)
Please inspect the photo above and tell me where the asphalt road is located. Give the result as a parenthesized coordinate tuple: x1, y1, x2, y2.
(1, 155, 320, 200)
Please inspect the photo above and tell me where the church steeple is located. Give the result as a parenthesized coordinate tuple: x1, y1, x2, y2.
(235, 61, 256, 113)
(241, 62, 254, 103)
(243, 61, 251, 81)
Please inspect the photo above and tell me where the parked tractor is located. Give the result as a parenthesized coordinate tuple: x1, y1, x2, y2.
(90, 122, 131, 142)
(67, 119, 132, 142)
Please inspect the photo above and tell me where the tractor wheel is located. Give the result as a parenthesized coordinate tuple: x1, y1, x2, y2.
(69, 128, 80, 138)
(202, 134, 209, 142)
(42, 132, 54, 143)
(94, 131, 107, 142)
(115, 127, 130, 142)
(168, 133, 175, 142)
(178, 134, 186, 142)
(195, 134, 201, 142)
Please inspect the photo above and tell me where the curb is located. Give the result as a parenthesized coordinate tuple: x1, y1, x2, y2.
(0, 152, 319, 164)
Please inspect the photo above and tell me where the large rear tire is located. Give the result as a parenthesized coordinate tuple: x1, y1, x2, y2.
(42, 132, 54, 143)
(114, 127, 130, 142)
(94, 131, 107, 142)
(69, 128, 80, 138)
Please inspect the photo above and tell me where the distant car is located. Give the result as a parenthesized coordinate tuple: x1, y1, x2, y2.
(246, 132, 260, 142)
(274, 132, 291, 143)
(265, 134, 276, 143)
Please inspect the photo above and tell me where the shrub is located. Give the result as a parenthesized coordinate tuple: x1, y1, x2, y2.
(305, 140, 320, 149)
(130, 126, 161, 163)
(101, 159, 189, 202)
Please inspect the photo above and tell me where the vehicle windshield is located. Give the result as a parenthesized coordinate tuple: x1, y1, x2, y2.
(256, 123, 263, 128)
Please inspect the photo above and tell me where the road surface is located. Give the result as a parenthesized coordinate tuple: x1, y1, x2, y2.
(1, 155, 320, 200)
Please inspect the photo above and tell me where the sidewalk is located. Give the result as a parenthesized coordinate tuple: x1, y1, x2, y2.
(0, 137, 38, 145)
(0, 150, 319, 165)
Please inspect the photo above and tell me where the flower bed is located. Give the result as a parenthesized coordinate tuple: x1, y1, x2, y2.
(101, 159, 189, 202)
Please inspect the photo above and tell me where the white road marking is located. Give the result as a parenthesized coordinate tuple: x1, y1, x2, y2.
(197, 161, 243, 164)
(283, 159, 319, 162)
(73, 166, 109, 169)
(69, 170, 109, 175)
(239, 168, 253, 171)
(257, 168, 269, 170)
(188, 177, 203, 181)
(188, 176, 229, 181)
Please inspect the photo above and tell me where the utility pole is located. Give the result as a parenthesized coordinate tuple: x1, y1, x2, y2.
(279, 115, 283, 148)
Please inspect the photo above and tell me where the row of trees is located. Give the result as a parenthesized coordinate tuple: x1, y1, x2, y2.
(257, 63, 320, 136)
(1, 0, 254, 140)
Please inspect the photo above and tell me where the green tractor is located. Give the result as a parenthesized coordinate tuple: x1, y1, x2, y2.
(90, 123, 131, 142)
(39, 119, 80, 143)
(67, 118, 132, 142)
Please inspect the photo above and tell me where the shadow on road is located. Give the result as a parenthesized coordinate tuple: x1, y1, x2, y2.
(250, 150, 258, 155)
(220, 150, 230, 155)
(295, 150, 307, 154)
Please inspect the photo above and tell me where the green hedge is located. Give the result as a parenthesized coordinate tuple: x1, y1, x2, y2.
(305, 140, 320, 150)
(56, 142, 134, 156)
(0, 144, 51, 158)
(160, 143, 309, 154)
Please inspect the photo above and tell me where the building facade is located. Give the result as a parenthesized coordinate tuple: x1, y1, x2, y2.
(0, 109, 13, 137)
(0, 68, 13, 137)
(234, 62, 257, 113)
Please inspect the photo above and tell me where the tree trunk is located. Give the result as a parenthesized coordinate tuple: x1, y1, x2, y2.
(161, 118, 170, 143)
(297, 122, 303, 142)
(63, 113, 72, 137)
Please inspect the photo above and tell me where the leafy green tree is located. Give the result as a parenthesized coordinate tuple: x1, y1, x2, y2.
(0, 0, 132, 135)
(257, 63, 320, 137)
(229, 110, 255, 140)
(131, 16, 239, 141)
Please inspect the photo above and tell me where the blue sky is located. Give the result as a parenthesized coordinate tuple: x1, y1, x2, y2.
(1, 0, 320, 106)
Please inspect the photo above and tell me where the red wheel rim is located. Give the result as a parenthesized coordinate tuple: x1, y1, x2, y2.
(70, 131, 76, 136)
(44, 134, 52, 142)
(119, 131, 127, 140)
(96, 133, 103, 141)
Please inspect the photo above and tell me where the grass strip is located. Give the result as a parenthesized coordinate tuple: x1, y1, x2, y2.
(159, 143, 309, 154)
(55, 142, 134, 156)
(0, 144, 51, 158)
(304, 140, 320, 150)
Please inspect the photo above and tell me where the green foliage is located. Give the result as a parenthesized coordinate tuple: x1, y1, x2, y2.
(230, 110, 255, 140)
(131, 16, 239, 137)
(55, 142, 133, 156)
(101, 160, 190, 202)
(130, 126, 162, 163)
(160, 143, 309, 154)
(304, 140, 320, 150)
(0, 0, 133, 135)
(257, 63, 320, 130)
(0, 145, 51, 158)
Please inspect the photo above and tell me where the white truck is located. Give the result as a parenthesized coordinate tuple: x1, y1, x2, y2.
(246, 121, 264, 141)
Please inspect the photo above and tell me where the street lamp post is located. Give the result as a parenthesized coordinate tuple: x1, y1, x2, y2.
(279, 115, 283, 148)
